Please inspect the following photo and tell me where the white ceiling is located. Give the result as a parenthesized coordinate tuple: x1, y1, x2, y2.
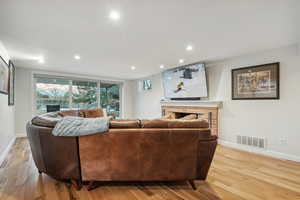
(0, 0, 299, 80)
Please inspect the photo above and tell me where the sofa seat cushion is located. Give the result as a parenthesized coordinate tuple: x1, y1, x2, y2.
(81, 109, 105, 118)
(141, 119, 209, 129)
(32, 112, 62, 128)
(109, 120, 140, 129)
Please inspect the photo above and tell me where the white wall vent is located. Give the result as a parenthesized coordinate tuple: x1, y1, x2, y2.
(236, 135, 266, 149)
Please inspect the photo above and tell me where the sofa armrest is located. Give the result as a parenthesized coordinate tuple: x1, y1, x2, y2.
(196, 136, 217, 180)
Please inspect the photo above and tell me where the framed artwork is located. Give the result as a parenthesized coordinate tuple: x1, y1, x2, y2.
(143, 80, 152, 90)
(8, 61, 15, 105)
(232, 62, 280, 100)
(0, 56, 9, 95)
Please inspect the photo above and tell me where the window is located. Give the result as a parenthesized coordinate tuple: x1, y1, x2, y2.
(34, 75, 122, 117)
(100, 83, 120, 118)
(35, 77, 70, 114)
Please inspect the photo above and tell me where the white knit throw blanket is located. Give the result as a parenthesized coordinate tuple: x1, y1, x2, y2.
(52, 116, 111, 137)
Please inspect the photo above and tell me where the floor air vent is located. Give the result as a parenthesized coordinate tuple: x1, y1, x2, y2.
(236, 135, 266, 149)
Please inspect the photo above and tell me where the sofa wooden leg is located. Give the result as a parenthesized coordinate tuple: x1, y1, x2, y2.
(87, 181, 96, 191)
(71, 179, 82, 191)
(188, 180, 197, 190)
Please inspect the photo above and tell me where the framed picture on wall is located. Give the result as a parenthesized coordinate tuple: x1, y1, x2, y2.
(232, 62, 280, 100)
(0, 55, 9, 95)
(143, 79, 152, 90)
(8, 61, 15, 105)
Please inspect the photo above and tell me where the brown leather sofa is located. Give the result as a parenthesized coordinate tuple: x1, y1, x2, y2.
(27, 109, 217, 190)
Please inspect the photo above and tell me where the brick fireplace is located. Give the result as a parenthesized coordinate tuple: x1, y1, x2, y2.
(161, 100, 222, 136)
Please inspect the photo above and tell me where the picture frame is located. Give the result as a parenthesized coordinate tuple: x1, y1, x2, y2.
(143, 79, 152, 90)
(232, 62, 280, 100)
(8, 61, 15, 105)
(0, 55, 9, 95)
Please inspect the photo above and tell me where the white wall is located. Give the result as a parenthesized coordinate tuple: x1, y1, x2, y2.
(15, 68, 134, 136)
(0, 41, 15, 161)
(132, 44, 300, 161)
(208, 44, 300, 160)
(133, 74, 164, 119)
(122, 80, 135, 119)
(15, 67, 32, 136)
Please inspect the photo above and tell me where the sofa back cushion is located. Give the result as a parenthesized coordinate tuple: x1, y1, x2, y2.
(109, 120, 140, 129)
(81, 109, 106, 118)
(140, 119, 169, 128)
(58, 110, 83, 117)
(168, 119, 209, 128)
(141, 119, 209, 129)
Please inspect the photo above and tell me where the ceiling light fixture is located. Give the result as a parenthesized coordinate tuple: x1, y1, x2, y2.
(160, 65, 165, 69)
(74, 54, 81, 60)
(131, 66, 136, 70)
(179, 59, 184, 64)
(186, 45, 193, 51)
(109, 10, 120, 21)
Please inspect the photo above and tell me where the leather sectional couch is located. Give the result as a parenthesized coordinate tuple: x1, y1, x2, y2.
(27, 109, 217, 190)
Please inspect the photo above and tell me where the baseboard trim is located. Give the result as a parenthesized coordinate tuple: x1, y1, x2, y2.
(15, 133, 26, 138)
(218, 139, 300, 163)
(0, 137, 16, 166)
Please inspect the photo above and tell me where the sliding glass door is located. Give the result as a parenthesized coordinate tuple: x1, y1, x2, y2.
(100, 82, 120, 118)
(72, 80, 97, 109)
(34, 75, 122, 117)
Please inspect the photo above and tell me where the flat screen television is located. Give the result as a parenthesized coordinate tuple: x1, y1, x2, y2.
(162, 62, 208, 100)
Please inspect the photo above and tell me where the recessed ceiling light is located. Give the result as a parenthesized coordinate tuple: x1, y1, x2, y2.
(186, 45, 193, 51)
(179, 59, 184, 64)
(74, 54, 81, 60)
(38, 56, 44, 64)
(109, 10, 120, 21)
(131, 66, 136, 70)
(160, 65, 165, 69)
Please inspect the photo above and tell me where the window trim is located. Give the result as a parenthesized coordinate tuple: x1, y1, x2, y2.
(32, 72, 123, 117)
